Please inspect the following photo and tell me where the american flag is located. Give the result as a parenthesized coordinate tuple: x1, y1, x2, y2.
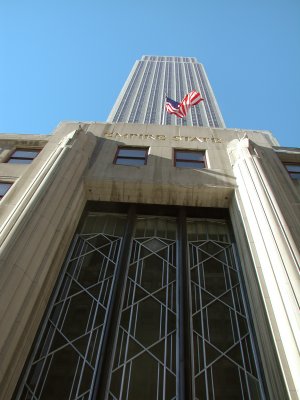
(165, 97, 185, 118)
(165, 90, 204, 118)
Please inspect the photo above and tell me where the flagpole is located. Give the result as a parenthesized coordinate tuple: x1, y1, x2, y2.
(161, 92, 167, 125)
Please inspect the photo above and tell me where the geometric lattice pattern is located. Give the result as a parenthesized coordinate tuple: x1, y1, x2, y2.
(18, 233, 122, 400)
(109, 237, 177, 400)
(17, 214, 264, 400)
(189, 240, 262, 400)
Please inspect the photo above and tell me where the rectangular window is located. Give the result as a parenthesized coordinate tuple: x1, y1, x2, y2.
(284, 163, 300, 180)
(0, 182, 13, 200)
(114, 147, 148, 166)
(174, 149, 206, 169)
(7, 149, 40, 164)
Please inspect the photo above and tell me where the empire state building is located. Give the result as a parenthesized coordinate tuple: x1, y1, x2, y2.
(107, 56, 225, 127)
(0, 55, 299, 400)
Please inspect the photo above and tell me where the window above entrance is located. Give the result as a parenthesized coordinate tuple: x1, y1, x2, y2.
(114, 146, 149, 166)
(0, 181, 13, 200)
(6, 148, 40, 164)
(174, 149, 206, 169)
(284, 163, 300, 180)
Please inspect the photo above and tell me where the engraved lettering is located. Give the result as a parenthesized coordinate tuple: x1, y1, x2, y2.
(144, 135, 156, 140)
(104, 132, 221, 143)
(173, 136, 183, 141)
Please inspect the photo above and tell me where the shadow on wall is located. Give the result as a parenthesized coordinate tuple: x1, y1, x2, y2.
(85, 135, 236, 208)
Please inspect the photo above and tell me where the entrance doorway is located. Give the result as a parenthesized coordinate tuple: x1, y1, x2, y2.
(16, 205, 265, 400)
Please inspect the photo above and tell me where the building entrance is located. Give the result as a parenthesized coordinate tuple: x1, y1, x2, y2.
(16, 205, 265, 400)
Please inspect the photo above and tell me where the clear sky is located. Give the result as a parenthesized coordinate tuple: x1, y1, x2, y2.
(0, 0, 299, 147)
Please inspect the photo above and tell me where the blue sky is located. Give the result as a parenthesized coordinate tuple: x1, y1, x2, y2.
(0, 0, 299, 147)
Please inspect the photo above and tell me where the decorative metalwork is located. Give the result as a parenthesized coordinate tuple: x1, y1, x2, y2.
(189, 239, 262, 399)
(108, 233, 177, 400)
(17, 213, 265, 400)
(18, 231, 122, 400)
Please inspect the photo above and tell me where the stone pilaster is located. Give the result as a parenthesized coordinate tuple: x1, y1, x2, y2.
(228, 138, 300, 400)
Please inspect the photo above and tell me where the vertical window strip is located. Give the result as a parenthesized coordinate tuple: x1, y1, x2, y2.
(144, 61, 160, 124)
(194, 64, 219, 127)
(193, 64, 214, 127)
(129, 61, 153, 123)
(113, 62, 143, 122)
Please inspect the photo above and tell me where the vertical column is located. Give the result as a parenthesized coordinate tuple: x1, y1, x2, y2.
(0, 127, 95, 400)
(228, 138, 299, 400)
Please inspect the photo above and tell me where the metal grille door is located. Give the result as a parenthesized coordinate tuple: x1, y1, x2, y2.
(109, 236, 177, 400)
(16, 211, 265, 400)
(189, 239, 262, 399)
(17, 216, 125, 400)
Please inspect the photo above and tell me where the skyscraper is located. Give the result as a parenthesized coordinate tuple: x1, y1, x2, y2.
(107, 56, 225, 127)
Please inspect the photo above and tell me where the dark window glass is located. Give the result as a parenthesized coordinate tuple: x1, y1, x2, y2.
(176, 160, 205, 169)
(175, 150, 206, 169)
(115, 158, 145, 166)
(0, 182, 13, 199)
(176, 151, 204, 161)
(7, 149, 40, 164)
(118, 149, 146, 158)
(114, 147, 148, 166)
(284, 163, 300, 180)
(285, 164, 300, 173)
(290, 173, 300, 180)
(11, 150, 39, 158)
(8, 158, 33, 164)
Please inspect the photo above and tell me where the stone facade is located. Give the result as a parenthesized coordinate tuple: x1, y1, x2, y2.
(0, 122, 299, 399)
